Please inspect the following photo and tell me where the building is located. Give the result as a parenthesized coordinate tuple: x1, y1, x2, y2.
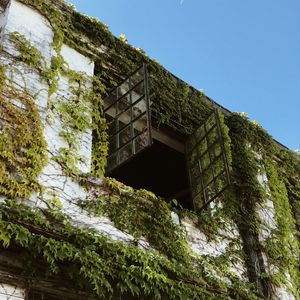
(0, 0, 299, 299)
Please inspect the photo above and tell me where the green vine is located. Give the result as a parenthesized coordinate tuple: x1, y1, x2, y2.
(80, 177, 191, 263)
(225, 113, 300, 298)
(0, 67, 47, 198)
(18, 0, 213, 137)
(263, 157, 300, 296)
(8, 29, 108, 177)
(0, 200, 261, 300)
(0, 1, 299, 299)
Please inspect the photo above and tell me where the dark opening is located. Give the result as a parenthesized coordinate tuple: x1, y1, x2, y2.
(107, 139, 193, 210)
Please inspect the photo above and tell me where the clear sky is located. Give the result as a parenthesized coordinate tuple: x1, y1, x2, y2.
(69, 0, 300, 150)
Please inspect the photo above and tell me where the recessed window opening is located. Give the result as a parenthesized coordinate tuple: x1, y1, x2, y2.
(107, 138, 193, 210)
(103, 64, 230, 211)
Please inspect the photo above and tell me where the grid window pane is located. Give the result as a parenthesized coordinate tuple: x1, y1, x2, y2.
(104, 64, 152, 173)
(186, 110, 231, 210)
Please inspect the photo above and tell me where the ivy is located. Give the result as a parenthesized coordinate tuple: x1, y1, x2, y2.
(7, 29, 108, 177)
(225, 113, 300, 298)
(0, 1, 299, 299)
(18, 0, 213, 137)
(276, 149, 300, 239)
(80, 177, 191, 263)
(0, 200, 261, 300)
(263, 157, 300, 296)
(9, 32, 51, 82)
(0, 66, 47, 198)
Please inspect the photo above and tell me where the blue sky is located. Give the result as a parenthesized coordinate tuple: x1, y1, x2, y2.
(69, 0, 300, 150)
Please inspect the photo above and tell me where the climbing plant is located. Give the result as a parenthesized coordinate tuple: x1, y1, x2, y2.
(0, 66, 47, 199)
(0, 198, 261, 300)
(225, 113, 299, 298)
(0, 1, 299, 300)
(80, 177, 191, 263)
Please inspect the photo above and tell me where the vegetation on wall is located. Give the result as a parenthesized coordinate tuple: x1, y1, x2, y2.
(8, 27, 108, 177)
(20, 0, 214, 137)
(225, 113, 299, 299)
(276, 149, 300, 238)
(80, 177, 191, 263)
(0, 1, 299, 299)
(0, 197, 262, 300)
(0, 65, 47, 199)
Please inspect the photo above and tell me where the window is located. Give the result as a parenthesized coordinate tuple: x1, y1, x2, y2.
(103, 65, 230, 211)
(104, 64, 152, 173)
(186, 110, 231, 210)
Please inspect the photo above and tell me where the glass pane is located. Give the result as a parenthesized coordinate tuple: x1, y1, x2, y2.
(189, 151, 198, 165)
(108, 136, 117, 155)
(107, 153, 118, 171)
(202, 168, 213, 186)
(132, 116, 147, 137)
(118, 109, 131, 131)
(204, 182, 215, 202)
(190, 162, 200, 179)
(106, 116, 117, 136)
(105, 101, 118, 118)
(118, 79, 130, 97)
(191, 181, 202, 197)
(194, 193, 204, 211)
(132, 81, 145, 102)
(119, 143, 132, 164)
(198, 138, 208, 156)
(214, 157, 224, 175)
(195, 125, 205, 142)
(119, 126, 132, 147)
(132, 98, 146, 119)
(104, 89, 117, 110)
(211, 143, 222, 160)
(118, 94, 131, 112)
(131, 67, 143, 86)
(207, 127, 218, 144)
(206, 114, 216, 131)
(134, 131, 149, 153)
(215, 172, 227, 194)
(201, 152, 210, 171)
(186, 135, 196, 153)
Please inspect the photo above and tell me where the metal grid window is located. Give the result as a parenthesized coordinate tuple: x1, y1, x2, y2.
(104, 64, 152, 173)
(186, 109, 231, 210)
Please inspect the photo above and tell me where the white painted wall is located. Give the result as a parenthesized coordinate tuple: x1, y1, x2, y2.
(0, 0, 95, 210)
(0, 283, 25, 300)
